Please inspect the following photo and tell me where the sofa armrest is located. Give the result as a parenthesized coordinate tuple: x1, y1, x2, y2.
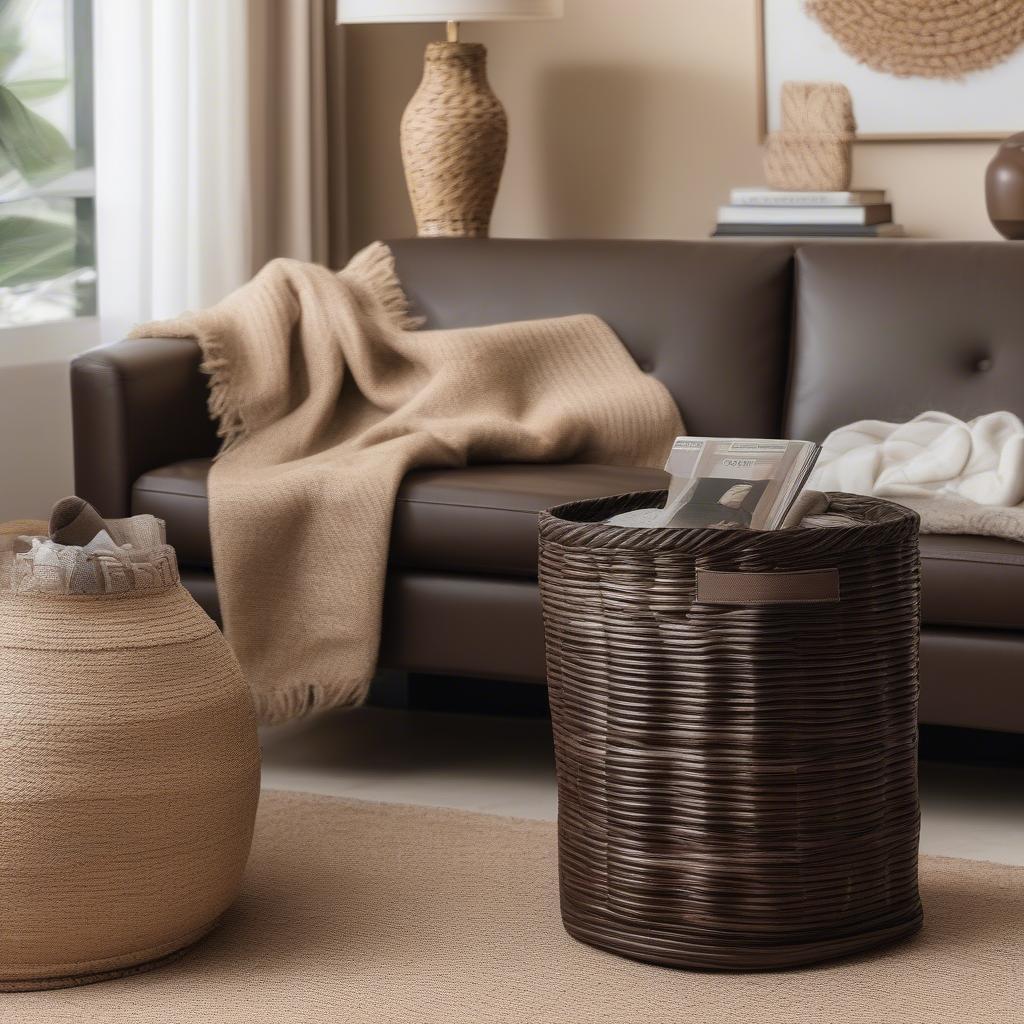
(71, 338, 219, 517)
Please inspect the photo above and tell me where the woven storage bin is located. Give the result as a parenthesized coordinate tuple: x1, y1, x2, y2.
(538, 491, 923, 971)
(0, 580, 260, 990)
(763, 81, 855, 192)
(763, 131, 853, 192)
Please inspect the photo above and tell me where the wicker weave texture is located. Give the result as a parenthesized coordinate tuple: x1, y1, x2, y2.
(400, 42, 507, 238)
(764, 132, 853, 192)
(806, 0, 1024, 79)
(780, 80, 856, 134)
(763, 82, 854, 192)
(0, 582, 260, 990)
(538, 492, 923, 970)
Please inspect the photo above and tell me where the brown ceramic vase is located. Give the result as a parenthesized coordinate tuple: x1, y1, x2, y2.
(986, 132, 1024, 240)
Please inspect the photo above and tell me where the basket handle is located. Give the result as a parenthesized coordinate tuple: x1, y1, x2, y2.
(695, 568, 840, 606)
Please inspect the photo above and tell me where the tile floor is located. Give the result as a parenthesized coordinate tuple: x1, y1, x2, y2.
(261, 706, 1024, 866)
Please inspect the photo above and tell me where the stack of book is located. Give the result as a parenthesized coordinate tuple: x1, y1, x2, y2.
(713, 188, 904, 238)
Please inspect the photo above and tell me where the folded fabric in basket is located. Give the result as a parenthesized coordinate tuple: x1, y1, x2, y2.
(7, 497, 177, 595)
(810, 411, 1024, 542)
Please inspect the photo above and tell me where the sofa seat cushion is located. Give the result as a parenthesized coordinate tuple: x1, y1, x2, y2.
(919, 533, 1024, 631)
(131, 459, 668, 576)
(132, 458, 212, 567)
(390, 463, 667, 576)
(133, 460, 1024, 627)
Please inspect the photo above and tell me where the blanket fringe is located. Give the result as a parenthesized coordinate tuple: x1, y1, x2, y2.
(197, 330, 247, 455)
(128, 242, 422, 458)
(344, 241, 425, 332)
(127, 317, 248, 455)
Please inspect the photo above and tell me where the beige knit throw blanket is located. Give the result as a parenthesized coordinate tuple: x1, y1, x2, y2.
(130, 244, 682, 724)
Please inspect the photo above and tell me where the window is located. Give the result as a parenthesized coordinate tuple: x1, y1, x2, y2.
(0, 0, 95, 328)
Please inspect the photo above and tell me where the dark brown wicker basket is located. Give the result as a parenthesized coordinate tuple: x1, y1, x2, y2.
(538, 491, 923, 971)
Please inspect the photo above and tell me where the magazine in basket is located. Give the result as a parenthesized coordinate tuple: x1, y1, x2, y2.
(608, 437, 821, 530)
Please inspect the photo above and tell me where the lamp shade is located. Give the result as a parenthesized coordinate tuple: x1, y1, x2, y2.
(337, 0, 563, 23)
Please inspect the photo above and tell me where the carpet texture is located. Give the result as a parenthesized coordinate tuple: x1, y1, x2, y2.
(8, 790, 1021, 1023)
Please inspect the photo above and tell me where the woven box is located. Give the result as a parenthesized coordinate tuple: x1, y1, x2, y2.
(763, 81, 855, 192)
(763, 131, 853, 192)
(538, 491, 923, 971)
(780, 81, 855, 135)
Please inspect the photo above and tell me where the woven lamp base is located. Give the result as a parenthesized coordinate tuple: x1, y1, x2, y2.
(400, 42, 508, 238)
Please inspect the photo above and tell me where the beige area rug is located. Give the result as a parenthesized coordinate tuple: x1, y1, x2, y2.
(8, 790, 1022, 1023)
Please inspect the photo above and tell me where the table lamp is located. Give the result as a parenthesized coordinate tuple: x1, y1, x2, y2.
(337, 1, 564, 237)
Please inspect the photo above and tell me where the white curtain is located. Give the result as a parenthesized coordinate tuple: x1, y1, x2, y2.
(93, 0, 342, 341)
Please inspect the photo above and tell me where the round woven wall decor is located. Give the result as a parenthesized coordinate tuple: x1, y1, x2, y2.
(805, 0, 1024, 79)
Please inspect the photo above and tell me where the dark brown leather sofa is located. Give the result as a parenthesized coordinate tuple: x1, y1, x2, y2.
(71, 239, 1024, 734)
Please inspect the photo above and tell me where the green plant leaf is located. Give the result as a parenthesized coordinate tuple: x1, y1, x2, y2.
(0, 0, 32, 79)
(0, 41, 20, 79)
(0, 83, 72, 183)
(0, 0, 33, 35)
(0, 212, 77, 286)
(7, 76, 65, 101)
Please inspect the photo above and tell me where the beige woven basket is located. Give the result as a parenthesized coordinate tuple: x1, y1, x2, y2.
(764, 131, 853, 192)
(0, 580, 260, 990)
(763, 81, 855, 193)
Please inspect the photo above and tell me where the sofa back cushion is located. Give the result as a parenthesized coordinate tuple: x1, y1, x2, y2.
(389, 239, 794, 438)
(786, 242, 1024, 441)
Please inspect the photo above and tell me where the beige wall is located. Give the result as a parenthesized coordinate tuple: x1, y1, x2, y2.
(0, 359, 73, 522)
(343, 0, 1001, 252)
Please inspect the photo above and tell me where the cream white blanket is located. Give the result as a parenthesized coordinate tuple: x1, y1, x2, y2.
(811, 411, 1024, 541)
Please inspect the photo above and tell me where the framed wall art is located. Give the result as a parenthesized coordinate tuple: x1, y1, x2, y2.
(757, 0, 1024, 141)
